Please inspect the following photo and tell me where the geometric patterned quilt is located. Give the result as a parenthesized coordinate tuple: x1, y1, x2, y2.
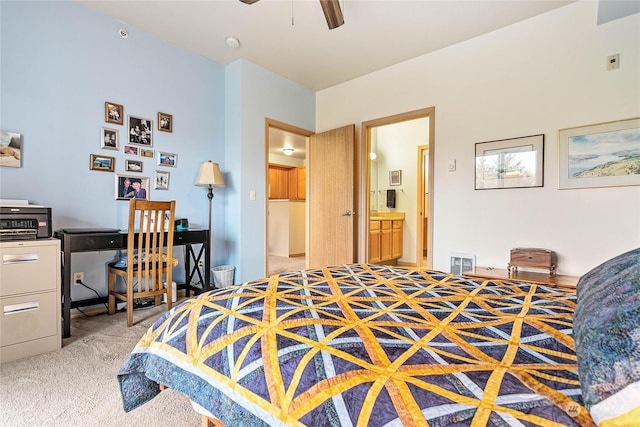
(117, 264, 595, 426)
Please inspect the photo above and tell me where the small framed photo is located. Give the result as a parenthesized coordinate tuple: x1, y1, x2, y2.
(154, 170, 170, 190)
(389, 170, 402, 186)
(123, 145, 139, 156)
(101, 127, 119, 150)
(128, 115, 153, 146)
(158, 112, 172, 133)
(0, 131, 22, 168)
(90, 154, 115, 172)
(105, 101, 123, 125)
(475, 134, 544, 190)
(140, 148, 154, 158)
(157, 151, 177, 167)
(559, 117, 640, 189)
(116, 174, 149, 200)
(125, 159, 143, 172)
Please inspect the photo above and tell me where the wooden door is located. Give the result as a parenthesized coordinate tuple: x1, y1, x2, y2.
(308, 125, 355, 268)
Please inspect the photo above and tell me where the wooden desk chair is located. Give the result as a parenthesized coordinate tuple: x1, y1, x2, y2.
(108, 199, 176, 326)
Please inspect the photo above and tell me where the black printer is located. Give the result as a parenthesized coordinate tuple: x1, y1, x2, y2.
(0, 204, 52, 240)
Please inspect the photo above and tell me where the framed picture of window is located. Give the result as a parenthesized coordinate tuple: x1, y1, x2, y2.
(475, 134, 544, 190)
(558, 117, 640, 189)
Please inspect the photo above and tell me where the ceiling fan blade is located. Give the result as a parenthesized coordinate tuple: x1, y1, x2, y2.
(319, 0, 344, 29)
(239, 0, 260, 4)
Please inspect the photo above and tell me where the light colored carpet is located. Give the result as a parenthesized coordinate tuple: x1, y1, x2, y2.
(268, 255, 306, 276)
(0, 304, 201, 427)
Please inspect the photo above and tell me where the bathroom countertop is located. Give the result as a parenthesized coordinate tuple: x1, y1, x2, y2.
(369, 212, 405, 221)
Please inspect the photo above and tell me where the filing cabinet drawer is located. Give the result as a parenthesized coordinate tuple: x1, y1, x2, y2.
(0, 240, 58, 297)
(1, 291, 59, 348)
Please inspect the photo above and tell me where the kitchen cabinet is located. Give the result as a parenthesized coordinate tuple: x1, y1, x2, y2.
(269, 165, 306, 200)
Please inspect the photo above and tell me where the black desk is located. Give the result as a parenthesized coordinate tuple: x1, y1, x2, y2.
(54, 229, 210, 338)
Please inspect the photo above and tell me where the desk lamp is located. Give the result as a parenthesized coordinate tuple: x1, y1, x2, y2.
(195, 161, 225, 283)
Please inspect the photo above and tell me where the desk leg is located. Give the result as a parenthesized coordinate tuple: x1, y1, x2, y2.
(205, 229, 211, 290)
(185, 244, 207, 295)
(62, 235, 72, 338)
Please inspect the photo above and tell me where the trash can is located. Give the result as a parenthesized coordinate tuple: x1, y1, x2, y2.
(162, 281, 177, 303)
(211, 265, 235, 288)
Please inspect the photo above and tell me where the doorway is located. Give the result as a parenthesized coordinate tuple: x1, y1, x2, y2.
(362, 107, 435, 268)
(265, 119, 313, 276)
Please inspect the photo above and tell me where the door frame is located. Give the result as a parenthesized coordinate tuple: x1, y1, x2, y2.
(264, 118, 314, 277)
(360, 107, 435, 268)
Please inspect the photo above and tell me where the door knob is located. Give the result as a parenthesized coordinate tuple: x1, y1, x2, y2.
(342, 210, 355, 216)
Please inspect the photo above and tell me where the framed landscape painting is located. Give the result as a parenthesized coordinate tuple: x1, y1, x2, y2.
(475, 134, 544, 190)
(558, 117, 640, 189)
(90, 154, 114, 172)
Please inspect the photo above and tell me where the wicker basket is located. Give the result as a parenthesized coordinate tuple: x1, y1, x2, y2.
(211, 265, 235, 288)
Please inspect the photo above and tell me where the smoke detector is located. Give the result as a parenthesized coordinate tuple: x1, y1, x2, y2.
(119, 28, 129, 39)
(225, 36, 240, 49)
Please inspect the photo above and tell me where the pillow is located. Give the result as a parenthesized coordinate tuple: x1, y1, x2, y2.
(574, 248, 640, 426)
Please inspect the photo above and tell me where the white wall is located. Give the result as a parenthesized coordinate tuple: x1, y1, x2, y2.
(225, 60, 315, 283)
(268, 200, 305, 257)
(317, 1, 640, 276)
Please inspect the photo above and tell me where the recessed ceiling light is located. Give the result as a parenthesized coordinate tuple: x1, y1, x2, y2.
(283, 148, 294, 156)
(225, 36, 240, 49)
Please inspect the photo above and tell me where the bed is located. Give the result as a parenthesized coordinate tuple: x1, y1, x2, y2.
(116, 262, 611, 426)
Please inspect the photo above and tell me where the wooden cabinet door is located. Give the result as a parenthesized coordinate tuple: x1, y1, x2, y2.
(279, 168, 289, 198)
(268, 165, 289, 199)
(369, 220, 381, 263)
(297, 167, 306, 200)
(392, 221, 403, 259)
(380, 220, 392, 261)
(268, 166, 278, 199)
(288, 167, 298, 199)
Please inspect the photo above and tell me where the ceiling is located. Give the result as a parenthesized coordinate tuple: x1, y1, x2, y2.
(77, 0, 582, 158)
(77, 0, 576, 92)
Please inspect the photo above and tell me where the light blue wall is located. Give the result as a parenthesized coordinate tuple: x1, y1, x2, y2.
(0, 1, 316, 298)
(225, 59, 315, 283)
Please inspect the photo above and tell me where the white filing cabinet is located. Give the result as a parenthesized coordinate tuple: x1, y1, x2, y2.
(0, 239, 61, 363)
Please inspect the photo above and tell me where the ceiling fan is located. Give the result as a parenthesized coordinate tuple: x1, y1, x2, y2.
(239, 0, 344, 30)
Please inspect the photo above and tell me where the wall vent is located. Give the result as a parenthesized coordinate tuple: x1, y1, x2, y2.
(449, 253, 476, 275)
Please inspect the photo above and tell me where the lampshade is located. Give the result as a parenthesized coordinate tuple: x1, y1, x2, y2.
(195, 161, 225, 187)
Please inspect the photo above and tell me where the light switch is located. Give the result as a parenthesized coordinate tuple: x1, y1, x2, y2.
(448, 159, 456, 172)
(249, 190, 256, 201)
